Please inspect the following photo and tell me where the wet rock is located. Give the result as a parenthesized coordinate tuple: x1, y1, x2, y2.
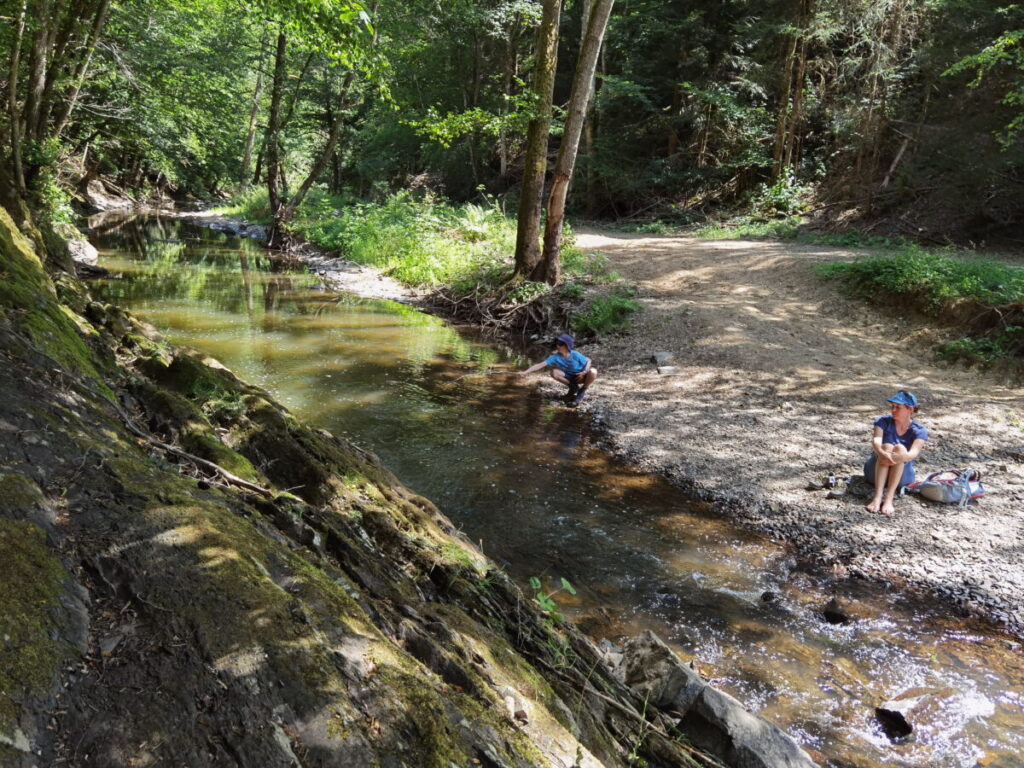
(821, 597, 851, 625)
(679, 686, 818, 768)
(875, 686, 952, 740)
(874, 706, 913, 740)
(620, 631, 705, 712)
(620, 631, 818, 768)
(67, 237, 99, 265)
(760, 591, 778, 604)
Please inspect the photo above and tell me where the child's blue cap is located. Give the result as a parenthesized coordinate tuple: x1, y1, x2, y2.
(554, 333, 574, 350)
(887, 390, 918, 408)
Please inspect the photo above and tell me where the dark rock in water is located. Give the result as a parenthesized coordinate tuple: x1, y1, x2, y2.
(761, 590, 778, 604)
(874, 706, 913, 739)
(75, 262, 110, 279)
(821, 597, 851, 625)
(874, 686, 952, 742)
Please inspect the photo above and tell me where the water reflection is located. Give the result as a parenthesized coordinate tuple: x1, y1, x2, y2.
(90, 214, 1024, 768)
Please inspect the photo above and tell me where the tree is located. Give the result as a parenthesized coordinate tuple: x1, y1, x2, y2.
(536, 0, 614, 284)
(512, 0, 561, 279)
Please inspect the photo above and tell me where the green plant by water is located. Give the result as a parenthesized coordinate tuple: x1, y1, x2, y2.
(528, 575, 576, 624)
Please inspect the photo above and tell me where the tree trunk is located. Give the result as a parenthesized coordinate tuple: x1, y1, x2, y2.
(49, 0, 110, 139)
(265, 30, 288, 248)
(240, 34, 268, 188)
(23, 0, 55, 143)
(781, 33, 808, 171)
(772, 32, 799, 177)
(536, 0, 614, 285)
(513, 0, 562, 279)
(8, 0, 29, 195)
(277, 70, 356, 225)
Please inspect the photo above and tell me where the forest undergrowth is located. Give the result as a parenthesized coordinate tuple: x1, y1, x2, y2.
(217, 187, 642, 339)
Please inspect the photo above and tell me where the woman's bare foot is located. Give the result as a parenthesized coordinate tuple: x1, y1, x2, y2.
(866, 499, 881, 514)
(880, 501, 895, 516)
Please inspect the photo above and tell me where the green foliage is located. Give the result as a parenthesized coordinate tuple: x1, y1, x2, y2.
(559, 281, 584, 301)
(750, 169, 813, 218)
(527, 575, 576, 624)
(817, 245, 1024, 307)
(572, 288, 641, 335)
(945, 7, 1024, 143)
(939, 327, 1024, 365)
(693, 217, 803, 240)
(561, 247, 620, 283)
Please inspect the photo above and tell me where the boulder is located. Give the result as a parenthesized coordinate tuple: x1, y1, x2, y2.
(620, 631, 818, 768)
(680, 686, 818, 768)
(621, 631, 705, 713)
(83, 178, 133, 211)
(67, 237, 99, 265)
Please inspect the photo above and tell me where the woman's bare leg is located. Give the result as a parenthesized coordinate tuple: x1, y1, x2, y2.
(880, 445, 910, 515)
(867, 460, 889, 513)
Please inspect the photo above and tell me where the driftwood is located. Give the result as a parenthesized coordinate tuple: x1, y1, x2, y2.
(428, 286, 572, 341)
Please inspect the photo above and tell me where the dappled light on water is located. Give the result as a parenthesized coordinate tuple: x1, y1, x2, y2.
(92, 215, 1024, 768)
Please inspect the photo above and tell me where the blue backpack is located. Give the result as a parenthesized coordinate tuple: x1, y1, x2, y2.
(906, 469, 984, 506)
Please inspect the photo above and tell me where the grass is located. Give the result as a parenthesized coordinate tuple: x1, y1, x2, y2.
(572, 287, 641, 334)
(819, 242, 1024, 367)
(817, 242, 1024, 307)
(216, 187, 639, 333)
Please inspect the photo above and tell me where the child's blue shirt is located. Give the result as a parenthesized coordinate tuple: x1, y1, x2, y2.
(545, 350, 589, 375)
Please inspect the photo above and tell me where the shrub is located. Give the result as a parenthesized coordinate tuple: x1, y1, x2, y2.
(817, 245, 1024, 307)
(572, 288, 641, 334)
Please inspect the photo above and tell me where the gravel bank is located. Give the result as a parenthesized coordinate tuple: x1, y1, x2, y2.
(572, 230, 1024, 637)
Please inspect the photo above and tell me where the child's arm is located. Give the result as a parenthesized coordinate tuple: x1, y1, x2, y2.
(519, 361, 549, 376)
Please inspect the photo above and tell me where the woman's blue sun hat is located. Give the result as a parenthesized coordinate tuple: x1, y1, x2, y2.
(554, 333, 575, 350)
(887, 390, 918, 408)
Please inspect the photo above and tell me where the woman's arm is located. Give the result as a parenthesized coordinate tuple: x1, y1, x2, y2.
(871, 426, 895, 465)
(905, 438, 926, 462)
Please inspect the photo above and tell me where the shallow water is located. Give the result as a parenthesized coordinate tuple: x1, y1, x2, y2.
(90, 213, 1024, 768)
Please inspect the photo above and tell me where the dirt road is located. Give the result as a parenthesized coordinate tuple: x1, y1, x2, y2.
(575, 230, 1024, 633)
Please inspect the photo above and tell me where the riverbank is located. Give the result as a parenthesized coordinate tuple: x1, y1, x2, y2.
(174, 210, 1024, 637)
(572, 230, 1024, 637)
(9, 207, 819, 768)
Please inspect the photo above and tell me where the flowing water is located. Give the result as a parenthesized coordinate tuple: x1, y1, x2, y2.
(89, 212, 1024, 768)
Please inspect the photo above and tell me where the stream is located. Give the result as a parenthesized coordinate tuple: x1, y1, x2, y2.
(88, 212, 1024, 768)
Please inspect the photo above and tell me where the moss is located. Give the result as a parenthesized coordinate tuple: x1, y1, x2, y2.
(179, 430, 261, 481)
(0, 473, 47, 519)
(0, 520, 71, 732)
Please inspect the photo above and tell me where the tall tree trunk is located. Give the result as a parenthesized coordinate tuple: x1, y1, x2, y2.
(24, 0, 55, 143)
(49, 0, 110, 139)
(772, 31, 799, 177)
(265, 30, 288, 248)
(277, 70, 356, 226)
(536, 0, 615, 285)
(781, 33, 808, 171)
(240, 34, 268, 188)
(8, 0, 29, 195)
(513, 0, 562, 279)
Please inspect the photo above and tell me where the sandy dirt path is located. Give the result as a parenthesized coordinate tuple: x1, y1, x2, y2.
(575, 230, 1024, 634)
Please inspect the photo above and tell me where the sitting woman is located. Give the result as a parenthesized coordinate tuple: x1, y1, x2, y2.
(865, 390, 928, 516)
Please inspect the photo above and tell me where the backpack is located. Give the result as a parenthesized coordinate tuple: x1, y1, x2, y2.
(905, 469, 984, 506)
